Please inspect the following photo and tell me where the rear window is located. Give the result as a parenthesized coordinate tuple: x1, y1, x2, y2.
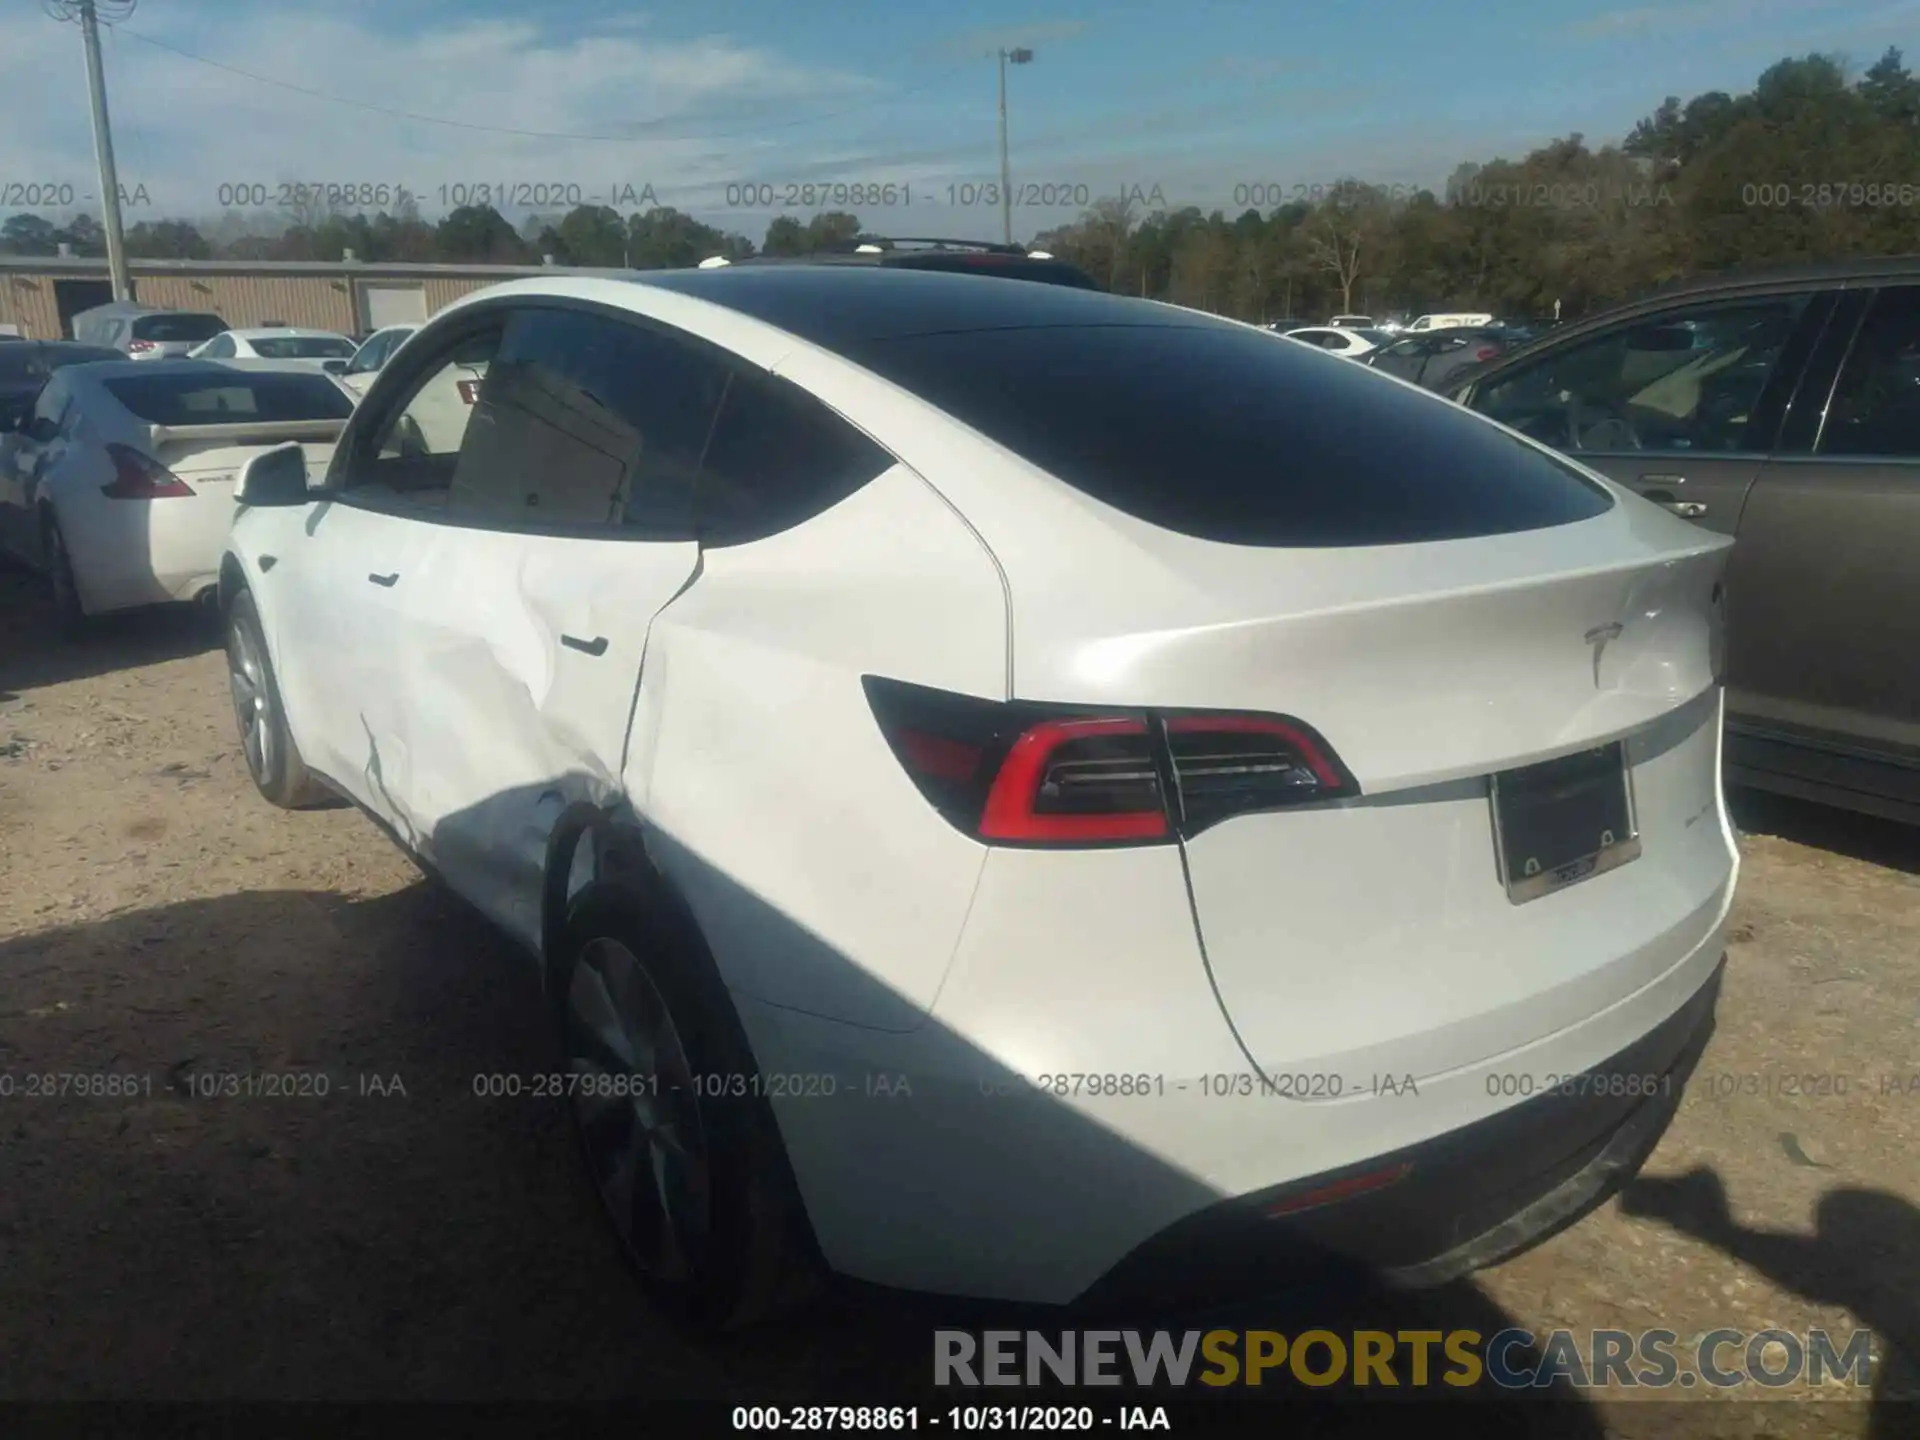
(252, 336, 356, 359)
(841, 323, 1613, 546)
(131, 313, 228, 343)
(103, 372, 354, 426)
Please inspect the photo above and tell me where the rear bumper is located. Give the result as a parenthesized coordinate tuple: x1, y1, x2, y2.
(59, 492, 232, 615)
(737, 862, 1729, 1305)
(1076, 957, 1719, 1313)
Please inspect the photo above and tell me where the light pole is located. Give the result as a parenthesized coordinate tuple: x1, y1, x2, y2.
(49, 0, 135, 302)
(997, 47, 1033, 247)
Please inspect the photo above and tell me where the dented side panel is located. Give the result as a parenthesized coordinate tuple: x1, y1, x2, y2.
(397, 525, 701, 952)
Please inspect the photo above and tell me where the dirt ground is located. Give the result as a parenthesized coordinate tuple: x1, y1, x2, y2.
(2, 558, 1917, 1437)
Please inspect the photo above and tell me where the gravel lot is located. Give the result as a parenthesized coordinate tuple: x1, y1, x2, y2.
(2, 560, 1917, 1437)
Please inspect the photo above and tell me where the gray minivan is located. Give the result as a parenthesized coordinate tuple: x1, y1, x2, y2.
(71, 301, 228, 360)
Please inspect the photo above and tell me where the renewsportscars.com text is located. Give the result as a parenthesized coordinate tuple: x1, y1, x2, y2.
(933, 1328, 1876, 1390)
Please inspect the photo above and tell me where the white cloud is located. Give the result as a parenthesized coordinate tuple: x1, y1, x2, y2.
(1, 5, 890, 229)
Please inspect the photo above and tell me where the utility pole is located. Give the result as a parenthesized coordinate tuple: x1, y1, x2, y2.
(997, 47, 1033, 247)
(57, 0, 135, 301)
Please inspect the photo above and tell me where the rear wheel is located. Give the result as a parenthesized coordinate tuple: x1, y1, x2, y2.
(553, 888, 810, 1331)
(225, 588, 329, 809)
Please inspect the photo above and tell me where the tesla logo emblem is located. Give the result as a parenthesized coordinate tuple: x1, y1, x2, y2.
(1585, 622, 1624, 688)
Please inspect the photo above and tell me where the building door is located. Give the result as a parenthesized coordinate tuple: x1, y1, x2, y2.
(357, 282, 427, 333)
(53, 280, 117, 337)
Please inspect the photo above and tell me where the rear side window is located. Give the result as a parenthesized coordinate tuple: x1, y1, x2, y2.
(1820, 285, 1920, 458)
(132, 313, 227, 344)
(103, 372, 354, 425)
(840, 323, 1611, 546)
(697, 370, 896, 545)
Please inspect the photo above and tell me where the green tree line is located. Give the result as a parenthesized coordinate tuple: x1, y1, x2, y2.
(4, 50, 1919, 322)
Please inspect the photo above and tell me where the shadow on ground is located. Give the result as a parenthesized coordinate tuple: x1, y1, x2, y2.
(1728, 786, 1920, 877)
(1622, 1170, 1920, 1437)
(0, 884, 1614, 1432)
(0, 560, 219, 693)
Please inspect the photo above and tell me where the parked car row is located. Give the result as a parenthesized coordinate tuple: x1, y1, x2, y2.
(67, 300, 402, 381)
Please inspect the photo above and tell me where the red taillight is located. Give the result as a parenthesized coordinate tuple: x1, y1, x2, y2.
(102, 443, 195, 499)
(127, 339, 156, 353)
(1474, 345, 1499, 361)
(864, 677, 1358, 847)
(980, 717, 1167, 842)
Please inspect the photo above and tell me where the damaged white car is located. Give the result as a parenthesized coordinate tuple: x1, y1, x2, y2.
(218, 268, 1736, 1332)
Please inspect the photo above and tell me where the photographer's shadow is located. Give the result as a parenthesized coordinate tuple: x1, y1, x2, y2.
(1622, 1168, 1920, 1434)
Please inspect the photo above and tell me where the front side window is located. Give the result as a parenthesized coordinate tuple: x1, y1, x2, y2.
(1819, 286, 1920, 459)
(348, 323, 505, 509)
(1475, 295, 1809, 454)
(449, 306, 730, 534)
(347, 332, 393, 374)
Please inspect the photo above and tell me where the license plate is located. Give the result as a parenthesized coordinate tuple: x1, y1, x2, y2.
(1489, 742, 1640, 904)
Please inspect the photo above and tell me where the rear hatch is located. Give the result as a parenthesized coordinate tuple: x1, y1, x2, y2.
(846, 315, 1737, 1086)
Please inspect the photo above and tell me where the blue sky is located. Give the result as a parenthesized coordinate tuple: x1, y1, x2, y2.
(3, 0, 1918, 243)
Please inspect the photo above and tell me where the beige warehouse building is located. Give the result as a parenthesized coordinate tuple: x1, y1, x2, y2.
(0, 255, 585, 340)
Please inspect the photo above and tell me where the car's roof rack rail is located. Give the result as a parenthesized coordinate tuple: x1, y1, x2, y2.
(826, 236, 1032, 256)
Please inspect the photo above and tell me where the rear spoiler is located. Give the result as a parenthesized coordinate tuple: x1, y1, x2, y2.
(147, 418, 347, 449)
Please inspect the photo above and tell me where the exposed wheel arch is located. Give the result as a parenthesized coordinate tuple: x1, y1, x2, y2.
(540, 808, 706, 1004)
(542, 823, 829, 1320)
(218, 553, 248, 614)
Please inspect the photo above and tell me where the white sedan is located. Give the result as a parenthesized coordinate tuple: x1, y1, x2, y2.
(218, 268, 1736, 1328)
(1283, 325, 1394, 357)
(0, 358, 353, 628)
(188, 327, 359, 369)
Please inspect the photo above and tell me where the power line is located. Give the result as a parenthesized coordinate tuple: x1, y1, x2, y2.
(113, 25, 967, 143)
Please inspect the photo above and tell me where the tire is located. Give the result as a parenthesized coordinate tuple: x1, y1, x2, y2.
(225, 587, 329, 809)
(551, 886, 812, 1332)
(39, 511, 88, 636)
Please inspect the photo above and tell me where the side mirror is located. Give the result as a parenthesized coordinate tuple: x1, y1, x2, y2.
(234, 442, 312, 507)
(321, 358, 348, 375)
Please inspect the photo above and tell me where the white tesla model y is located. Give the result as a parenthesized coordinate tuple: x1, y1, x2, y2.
(218, 265, 1737, 1329)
